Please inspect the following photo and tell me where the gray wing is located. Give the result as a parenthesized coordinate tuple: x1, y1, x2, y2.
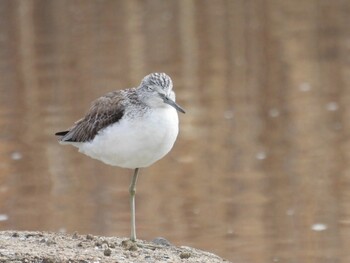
(55, 91, 125, 142)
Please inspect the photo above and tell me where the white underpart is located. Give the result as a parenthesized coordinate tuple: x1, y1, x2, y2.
(71, 106, 179, 169)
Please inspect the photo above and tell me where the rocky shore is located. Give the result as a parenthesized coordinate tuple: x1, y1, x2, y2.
(0, 231, 230, 263)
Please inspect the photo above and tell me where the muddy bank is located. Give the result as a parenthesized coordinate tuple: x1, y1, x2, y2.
(0, 231, 230, 263)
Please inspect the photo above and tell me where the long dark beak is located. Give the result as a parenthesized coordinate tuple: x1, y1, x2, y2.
(163, 96, 186, 114)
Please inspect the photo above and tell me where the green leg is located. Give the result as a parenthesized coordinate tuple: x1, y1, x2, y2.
(129, 168, 139, 241)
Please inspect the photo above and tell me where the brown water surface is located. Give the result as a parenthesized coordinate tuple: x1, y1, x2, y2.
(1, 1, 350, 262)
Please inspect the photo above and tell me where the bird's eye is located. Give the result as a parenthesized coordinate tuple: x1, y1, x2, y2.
(147, 86, 153, 91)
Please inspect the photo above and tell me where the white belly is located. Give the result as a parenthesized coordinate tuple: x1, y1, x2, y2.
(76, 107, 179, 169)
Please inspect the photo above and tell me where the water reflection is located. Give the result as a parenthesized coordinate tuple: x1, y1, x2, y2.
(0, 1, 349, 262)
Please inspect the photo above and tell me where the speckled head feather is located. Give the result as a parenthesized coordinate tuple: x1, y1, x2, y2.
(140, 73, 173, 91)
(138, 73, 185, 113)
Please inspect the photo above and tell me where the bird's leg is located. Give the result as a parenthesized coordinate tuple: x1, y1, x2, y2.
(129, 168, 140, 242)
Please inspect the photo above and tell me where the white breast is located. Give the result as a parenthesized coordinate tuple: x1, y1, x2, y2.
(77, 107, 179, 169)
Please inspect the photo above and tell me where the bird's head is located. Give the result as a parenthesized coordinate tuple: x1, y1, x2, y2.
(139, 73, 185, 113)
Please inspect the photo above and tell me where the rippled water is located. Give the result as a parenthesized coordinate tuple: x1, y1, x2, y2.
(1, 1, 350, 262)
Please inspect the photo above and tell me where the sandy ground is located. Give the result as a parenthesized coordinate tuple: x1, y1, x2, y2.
(0, 231, 231, 263)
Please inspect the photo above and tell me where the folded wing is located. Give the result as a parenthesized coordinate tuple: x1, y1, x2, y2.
(55, 91, 125, 142)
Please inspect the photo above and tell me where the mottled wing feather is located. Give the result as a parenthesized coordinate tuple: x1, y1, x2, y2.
(55, 91, 125, 142)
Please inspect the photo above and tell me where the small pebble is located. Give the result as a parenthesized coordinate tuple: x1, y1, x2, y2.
(95, 240, 102, 247)
(42, 258, 54, 263)
(26, 233, 43, 238)
(72, 232, 79, 239)
(121, 239, 138, 251)
(152, 237, 171, 246)
(86, 234, 94, 240)
(46, 239, 56, 246)
(103, 248, 112, 256)
(109, 243, 115, 248)
(101, 243, 109, 250)
(180, 251, 191, 259)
